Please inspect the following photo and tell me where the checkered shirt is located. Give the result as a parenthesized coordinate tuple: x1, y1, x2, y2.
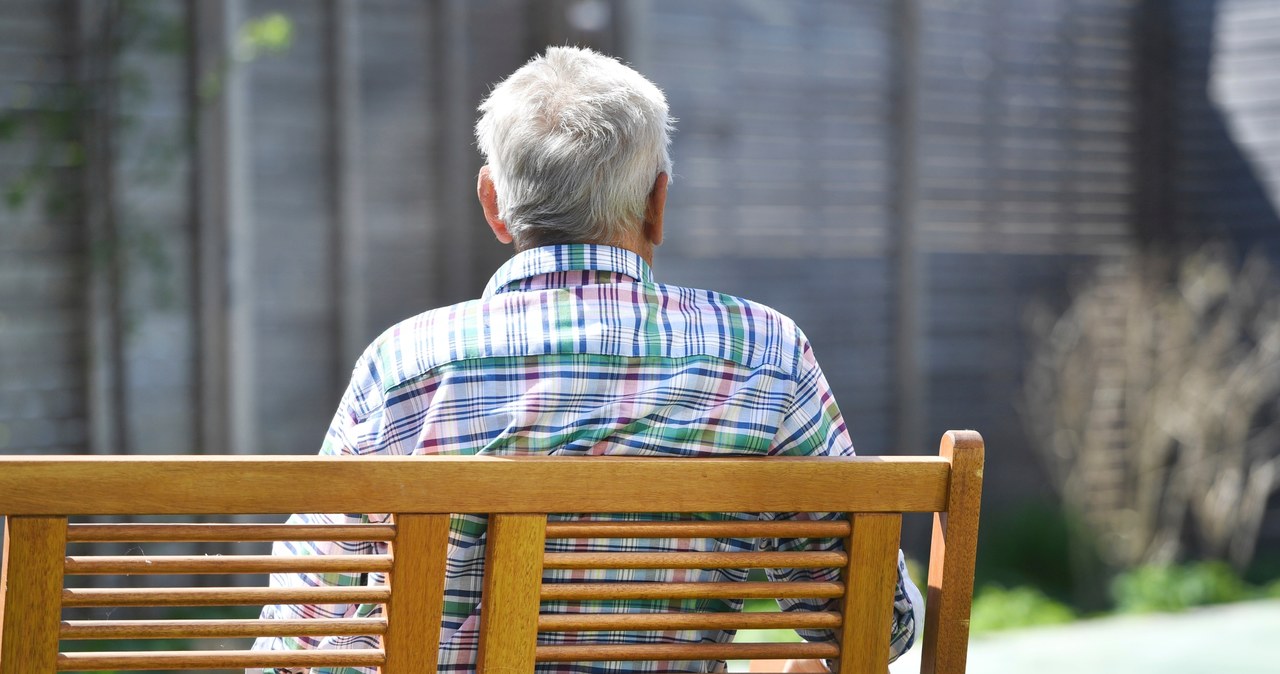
(253, 244, 919, 673)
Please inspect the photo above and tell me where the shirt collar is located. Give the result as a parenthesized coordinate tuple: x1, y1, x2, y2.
(482, 244, 655, 298)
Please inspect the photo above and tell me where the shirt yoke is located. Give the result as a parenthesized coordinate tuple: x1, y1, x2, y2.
(364, 282, 807, 397)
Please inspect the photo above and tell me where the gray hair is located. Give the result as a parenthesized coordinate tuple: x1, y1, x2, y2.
(475, 46, 674, 247)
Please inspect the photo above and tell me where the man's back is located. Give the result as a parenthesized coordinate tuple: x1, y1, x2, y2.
(255, 244, 917, 672)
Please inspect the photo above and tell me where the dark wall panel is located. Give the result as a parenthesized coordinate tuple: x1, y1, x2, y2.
(641, 0, 898, 453)
(117, 0, 197, 455)
(0, 0, 87, 454)
(246, 0, 340, 454)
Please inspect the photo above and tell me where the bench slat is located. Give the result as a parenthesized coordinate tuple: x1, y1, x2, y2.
(537, 610, 841, 632)
(0, 456, 950, 515)
(61, 586, 389, 607)
(922, 430, 985, 674)
(544, 520, 851, 539)
(64, 554, 393, 575)
(836, 513, 902, 674)
(59, 618, 387, 639)
(543, 551, 846, 569)
(55, 649, 384, 671)
(65, 523, 396, 542)
(541, 581, 844, 601)
(477, 514, 547, 672)
(1, 516, 66, 674)
(383, 514, 451, 673)
(536, 641, 840, 662)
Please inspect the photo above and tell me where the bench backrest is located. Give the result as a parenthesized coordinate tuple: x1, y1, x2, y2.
(0, 430, 982, 674)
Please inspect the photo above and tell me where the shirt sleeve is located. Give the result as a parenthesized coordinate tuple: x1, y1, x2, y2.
(251, 353, 389, 674)
(764, 329, 920, 663)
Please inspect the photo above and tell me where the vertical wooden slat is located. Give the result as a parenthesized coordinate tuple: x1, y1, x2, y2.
(383, 514, 451, 673)
(475, 515, 545, 673)
(920, 431, 984, 674)
(835, 513, 902, 674)
(1, 516, 67, 674)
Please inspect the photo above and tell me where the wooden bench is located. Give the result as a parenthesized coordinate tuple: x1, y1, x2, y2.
(0, 430, 983, 674)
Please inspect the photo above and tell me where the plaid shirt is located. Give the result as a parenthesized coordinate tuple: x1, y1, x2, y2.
(254, 244, 919, 673)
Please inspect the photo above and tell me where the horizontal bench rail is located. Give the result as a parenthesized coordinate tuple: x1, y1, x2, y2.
(536, 610, 842, 632)
(536, 642, 841, 662)
(64, 554, 393, 575)
(56, 649, 385, 671)
(543, 520, 852, 539)
(542, 551, 846, 569)
(0, 455, 950, 515)
(540, 581, 844, 601)
(60, 618, 388, 640)
(66, 523, 397, 542)
(62, 586, 390, 608)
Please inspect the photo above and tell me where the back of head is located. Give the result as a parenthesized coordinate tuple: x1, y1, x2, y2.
(475, 46, 673, 248)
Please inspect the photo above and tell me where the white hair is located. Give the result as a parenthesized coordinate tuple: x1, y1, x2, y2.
(475, 46, 674, 247)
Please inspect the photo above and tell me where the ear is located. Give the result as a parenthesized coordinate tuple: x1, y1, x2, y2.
(477, 166, 512, 244)
(644, 172, 668, 247)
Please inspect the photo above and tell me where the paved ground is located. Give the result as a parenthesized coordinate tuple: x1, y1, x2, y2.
(888, 598, 1280, 674)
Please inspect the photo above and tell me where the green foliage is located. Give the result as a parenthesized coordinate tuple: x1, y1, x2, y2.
(0, 113, 19, 141)
(1111, 562, 1249, 613)
(238, 12, 294, 59)
(975, 501, 1095, 607)
(969, 585, 1076, 635)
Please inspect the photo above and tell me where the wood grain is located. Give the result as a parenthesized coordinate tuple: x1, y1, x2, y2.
(65, 523, 396, 542)
(1, 516, 66, 674)
(537, 611, 841, 632)
(543, 551, 846, 570)
(54, 649, 384, 670)
(383, 514, 450, 673)
(536, 641, 840, 662)
(476, 514, 546, 673)
(835, 513, 901, 674)
(921, 430, 984, 674)
(64, 554, 392, 575)
(0, 456, 949, 515)
(544, 520, 851, 539)
(541, 581, 843, 601)
(61, 585, 388, 607)
(0, 436, 984, 672)
(60, 618, 386, 640)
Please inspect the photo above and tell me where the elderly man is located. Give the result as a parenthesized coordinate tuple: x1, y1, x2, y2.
(254, 46, 921, 673)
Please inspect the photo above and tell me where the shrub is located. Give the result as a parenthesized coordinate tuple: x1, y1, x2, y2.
(1111, 561, 1249, 613)
(968, 585, 1076, 634)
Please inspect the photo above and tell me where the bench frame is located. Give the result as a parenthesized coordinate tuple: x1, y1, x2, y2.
(0, 430, 982, 673)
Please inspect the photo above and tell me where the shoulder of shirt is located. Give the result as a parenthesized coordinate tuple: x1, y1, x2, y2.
(349, 283, 815, 394)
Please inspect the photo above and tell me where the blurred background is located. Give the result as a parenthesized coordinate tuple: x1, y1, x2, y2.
(2, 0, 1280, 663)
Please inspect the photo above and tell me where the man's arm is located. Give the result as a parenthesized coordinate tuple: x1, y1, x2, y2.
(251, 353, 389, 672)
(252, 512, 384, 647)
(765, 334, 920, 664)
